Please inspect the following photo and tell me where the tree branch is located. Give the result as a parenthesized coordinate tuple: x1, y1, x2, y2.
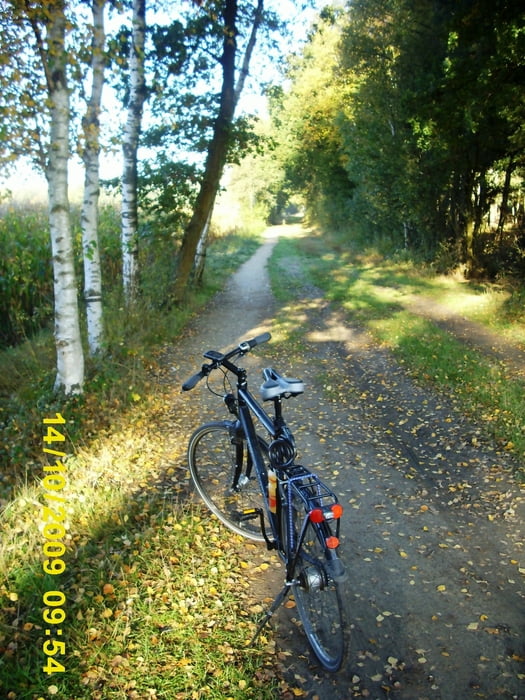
(23, 0, 53, 92)
(234, 0, 264, 107)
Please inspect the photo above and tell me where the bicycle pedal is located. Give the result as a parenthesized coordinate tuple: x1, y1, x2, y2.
(239, 508, 262, 522)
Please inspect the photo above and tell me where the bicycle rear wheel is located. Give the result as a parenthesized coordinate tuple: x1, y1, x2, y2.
(284, 493, 346, 671)
(188, 421, 269, 541)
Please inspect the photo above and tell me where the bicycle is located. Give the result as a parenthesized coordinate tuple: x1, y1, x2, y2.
(182, 332, 346, 671)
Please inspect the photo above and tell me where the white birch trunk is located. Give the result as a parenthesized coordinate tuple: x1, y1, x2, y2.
(121, 0, 146, 302)
(46, 7, 84, 394)
(193, 207, 213, 284)
(81, 0, 105, 355)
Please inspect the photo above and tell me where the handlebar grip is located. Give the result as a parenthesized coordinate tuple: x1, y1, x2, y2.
(248, 331, 271, 348)
(182, 370, 204, 391)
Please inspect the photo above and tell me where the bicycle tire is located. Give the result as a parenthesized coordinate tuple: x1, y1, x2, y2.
(283, 491, 346, 671)
(188, 421, 269, 541)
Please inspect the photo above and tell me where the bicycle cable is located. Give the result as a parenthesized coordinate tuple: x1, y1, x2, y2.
(205, 366, 232, 399)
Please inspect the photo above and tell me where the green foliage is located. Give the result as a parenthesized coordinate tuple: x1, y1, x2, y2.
(0, 203, 53, 347)
(140, 158, 199, 217)
(256, 1, 525, 277)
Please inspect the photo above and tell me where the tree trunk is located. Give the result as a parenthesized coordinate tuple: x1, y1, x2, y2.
(171, 0, 236, 303)
(193, 207, 213, 286)
(121, 0, 146, 303)
(189, 0, 264, 284)
(45, 2, 84, 394)
(81, 0, 106, 355)
(497, 156, 515, 238)
(173, 0, 264, 303)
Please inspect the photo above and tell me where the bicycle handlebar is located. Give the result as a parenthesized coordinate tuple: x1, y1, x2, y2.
(182, 332, 271, 391)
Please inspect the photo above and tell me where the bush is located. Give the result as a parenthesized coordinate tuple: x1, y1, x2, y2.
(473, 229, 525, 280)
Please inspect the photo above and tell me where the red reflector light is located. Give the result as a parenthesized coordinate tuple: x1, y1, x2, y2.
(325, 536, 339, 549)
(309, 508, 324, 523)
(331, 504, 343, 519)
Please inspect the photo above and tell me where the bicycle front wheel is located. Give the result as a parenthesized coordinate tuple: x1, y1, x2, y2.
(188, 421, 269, 541)
(284, 497, 346, 671)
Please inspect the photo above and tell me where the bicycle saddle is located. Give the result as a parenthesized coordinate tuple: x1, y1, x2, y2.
(260, 368, 304, 401)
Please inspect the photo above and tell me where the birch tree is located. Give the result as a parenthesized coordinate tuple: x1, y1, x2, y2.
(121, 0, 146, 303)
(29, 1, 85, 393)
(81, 0, 106, 355)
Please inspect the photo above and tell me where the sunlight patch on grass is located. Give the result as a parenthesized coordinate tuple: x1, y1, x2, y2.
(0, 387, 280, 698)
(268, 230, 525, 468)
(370, 311, 525, 460)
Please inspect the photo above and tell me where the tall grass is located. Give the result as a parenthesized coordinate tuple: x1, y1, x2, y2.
(0, 203, 53, 347)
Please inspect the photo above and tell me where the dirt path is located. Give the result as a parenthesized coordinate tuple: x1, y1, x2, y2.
(402, 294, 525, 379)
(167, 226, 524, 699)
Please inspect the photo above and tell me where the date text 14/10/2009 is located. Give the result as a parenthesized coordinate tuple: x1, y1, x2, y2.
(42, 413, 68, 676)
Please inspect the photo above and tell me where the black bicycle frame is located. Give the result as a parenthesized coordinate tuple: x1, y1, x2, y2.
(236, 385, 281, 542)
(222, 359, 340, 571)
(236, 389, 331, 585)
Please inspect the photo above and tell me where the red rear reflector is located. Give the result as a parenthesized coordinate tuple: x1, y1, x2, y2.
(325, 536, 339, 549)
(309, 508, 324, 523)
(331, 504, 343, 519)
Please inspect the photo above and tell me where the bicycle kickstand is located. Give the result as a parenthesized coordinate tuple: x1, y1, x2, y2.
(250, 581, 294, 645)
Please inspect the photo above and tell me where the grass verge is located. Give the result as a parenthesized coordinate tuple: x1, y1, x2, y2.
(0, 229, 291, 699)
(268, 229, 525, 474)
